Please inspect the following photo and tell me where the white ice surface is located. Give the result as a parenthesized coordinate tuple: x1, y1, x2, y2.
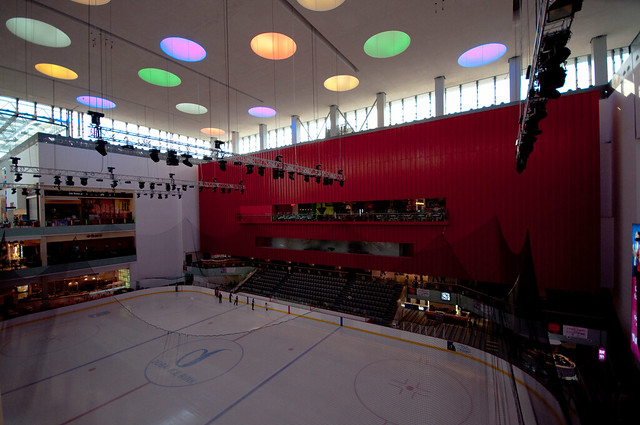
(0, 287, 566, 425)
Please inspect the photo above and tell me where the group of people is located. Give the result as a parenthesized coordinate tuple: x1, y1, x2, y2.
(214, 287, 262, 311)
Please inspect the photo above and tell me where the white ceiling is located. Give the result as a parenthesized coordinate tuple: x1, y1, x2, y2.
(0, 0, 638, 143)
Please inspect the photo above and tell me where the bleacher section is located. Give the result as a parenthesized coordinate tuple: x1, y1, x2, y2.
(238, 268, 287, 297)
(240, 268, 402, 325)
(333, 279, 402, 325)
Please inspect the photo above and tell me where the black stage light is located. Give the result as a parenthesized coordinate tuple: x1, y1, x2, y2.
(10, 157, 20, 165)
(272, 168, 279, 180)
(304, 175, 310, 182)
(199, 187, 204, 192)
(178, 194, 182, 199)
(95, 139, 108, 156)
(258, 166, 265, 176)
(137, 193, 140, 198)
(80, 177, 88, 186)
(21, 188, 28, 196)
(11, 188, 16, 194)
(212, 187, 217, 193)
(182, 154, 193, 167)
(220, 188, 225, 194)
(288, 171, 295, 181)
(149, 182, 155, 190)
(316, 176, 321, 184)
(339, 180, 344, 187)
(182, 185, 187, 191)
(315, 164, 322, 170)
(54, 176, 61, 186)
(165, 194, 168, 199)
(240, 188, 244, 195)
(218, 160, 227, 171)
(111, 180, 118, 189)
(66, 176, 75, 186)
(275, 155, 283, 162)
(95, 178, 103, 182)
(149, 148, 160, 163)
(138, 181, 145, 189)
(164, 183, 170, 191)
(166, 150, 179, 166)
(246, 164, 254, 174)
(214, 140, 224, 149)
(14, 173, 22, 182)
(88, 110, 104, 125)
(150, 193, 154, 199)
(172, 184, 176, 191)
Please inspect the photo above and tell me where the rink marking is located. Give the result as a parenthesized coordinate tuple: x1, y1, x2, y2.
(205, 327, 340, 424)
(58, 382, 150, 425)
(1, 306, 238, 396)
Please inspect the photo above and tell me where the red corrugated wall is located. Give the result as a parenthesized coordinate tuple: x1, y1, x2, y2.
(199, 90, 600, 293)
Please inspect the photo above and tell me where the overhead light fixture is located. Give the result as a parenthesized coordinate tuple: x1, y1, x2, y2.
(272, 168, 279, 180)
(246, 164, 254, 174)
(21, 188, 28, 196)
(80, 177, 88, 186)
(220, 188, 226, 194)
(88, 110, 104, 126)
(258, 166, 265, 176)
(136, 193, 141, 198)
(178, 193, 182, 199)
(10, 157, 20, 165)
(11, 188, 16, 194)
(304, 175, 310, 182)
(214, 140, 224, 149)
(54, 175, 61, 186)
(111, 180, 118, 189)
(149, 182, 155, 190)
(218, 160, 227, 171)
(165, 194, 169, 199)
(95, 139, 108, 156)
(199, 187, 204, 192)
(275, 155, 283, 162)
(149, 148, 160, 162)
(316, 164, 322, 170)
(66, 176, 74, 186)
(138, 181, 145, 189)
(316, 176, 321, 184)
(288, 171, 295, 181)
(14, 173, 22, 182)
(150, 193, 154, 199)
(182, 185, 187, 191)
(212, 186, 217, 193)
(182, 154, 193, 167)
(166, 150, 179, 166)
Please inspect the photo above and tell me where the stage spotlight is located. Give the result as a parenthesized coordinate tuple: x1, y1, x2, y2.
(111, 180, 118, 189)
(21, 188, 28, 196)
(138, 181, 145, 189)
(304, 175, 310, 182)
(246, 164, 254, 174)
(14, 173, 22, 182)
(166, 150, 179, 166)
(182, 185, 187, 191)
(11, 188, 16, 194)
(80, 177, 88, 186)
(66, 176, 74, 186)
(149, 182, 155, 190)
(316, 176, 321, 184)
(218, 160, 227, 171)
(258, 166, 265, 176)
(182, 154, 193, 167)
(214, 140, 224, 149)
(272, 168, 279, 180)
(288, 171, 295, 181)
(136, 193, 141, 198)
(199, 187, 204, 192)
(165, 194, 168, 199)
(220, 188, 225, 194)
(10, 157, 20, 165)
(339, 180, 344, 187)
(95, 139, 108, 156)
(149, 148, 160, 163)
(275, 155, 283, 162)
(88, 110, 104, 125)
(315, 164, 322, 170)
(240, 188, 244, 194)
(54, 175, 61, 186)
(150, 193, 154, 199)
(178, 193, 182, 199)
(212, 187, 217, 193)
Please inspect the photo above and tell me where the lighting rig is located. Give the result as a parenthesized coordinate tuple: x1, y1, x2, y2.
(515, 0, 582, 173)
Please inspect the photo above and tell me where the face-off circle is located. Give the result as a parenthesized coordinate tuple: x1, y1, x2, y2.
(354, 359, 473, 425)
(145, 338, 243, 387)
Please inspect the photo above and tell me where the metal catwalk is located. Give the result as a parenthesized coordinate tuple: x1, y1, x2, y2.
(0, 287, 565, 424)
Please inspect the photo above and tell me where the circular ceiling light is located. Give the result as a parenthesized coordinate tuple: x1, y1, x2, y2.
(6, 17, 71, 48)
(323, 75, 359, 92)
(250, 33, 296, 60)
(76, 95, 116, 109)
(364, 30, 411, 58)
(160, 37, 206, 62)
(138, 68, 181, 87)
(297, 0, 345, 11)
(201, 128, 225, 136)
(35, 63, 78, 80)
(248, 106, 277, 118)
(70, 0, 112, 5)
(176, 103, 208, 115)
(457, 43, 507, 67)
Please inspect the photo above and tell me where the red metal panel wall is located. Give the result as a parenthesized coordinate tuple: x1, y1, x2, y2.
(199, 90, 601, 293)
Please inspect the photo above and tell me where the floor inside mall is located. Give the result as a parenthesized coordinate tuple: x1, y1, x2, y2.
(1, 287, 566, 425)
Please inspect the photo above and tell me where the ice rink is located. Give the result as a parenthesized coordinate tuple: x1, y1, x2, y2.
(1, 287, 566, 424)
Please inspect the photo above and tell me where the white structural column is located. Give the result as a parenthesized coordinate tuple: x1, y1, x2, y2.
(376, 92, 386, 128)
(231, 131, 239, 154)
(509, 56, 522, 102)
(434, 76, 445, 117)
(591, 35, 608, 86)
(259, 124, 267, 150)
(329, 105, 339, 137)
(291, 115, 300, 145)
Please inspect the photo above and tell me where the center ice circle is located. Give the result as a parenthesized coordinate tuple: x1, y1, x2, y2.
(145, 338, 243, 387)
